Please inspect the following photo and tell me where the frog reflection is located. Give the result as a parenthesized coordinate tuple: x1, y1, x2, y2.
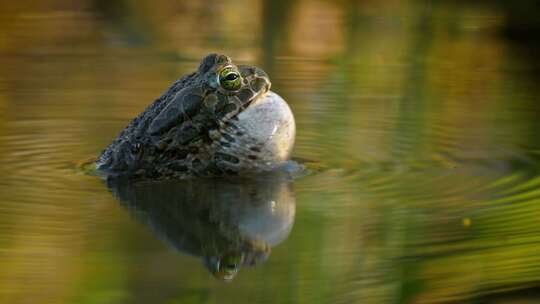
(105, 173, 295, 281)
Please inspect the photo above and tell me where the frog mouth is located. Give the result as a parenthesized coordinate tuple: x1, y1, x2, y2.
(244, 87, 270, 109)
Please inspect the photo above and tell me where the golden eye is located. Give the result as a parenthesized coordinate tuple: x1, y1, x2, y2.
(219, 67, 242, 91)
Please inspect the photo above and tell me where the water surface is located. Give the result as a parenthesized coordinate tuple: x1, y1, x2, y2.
(1, 1, 540, 303)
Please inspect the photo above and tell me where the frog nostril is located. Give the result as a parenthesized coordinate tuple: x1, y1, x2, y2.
(250, 77, 270, 92)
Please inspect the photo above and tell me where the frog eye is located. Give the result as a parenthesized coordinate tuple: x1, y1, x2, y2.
(219, 67, 242, 91)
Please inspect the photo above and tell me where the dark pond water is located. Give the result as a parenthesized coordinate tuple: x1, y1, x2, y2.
(1, 1, 540, 303)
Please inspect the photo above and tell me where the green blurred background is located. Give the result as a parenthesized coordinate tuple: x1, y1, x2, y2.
(1, 1, 540, 303)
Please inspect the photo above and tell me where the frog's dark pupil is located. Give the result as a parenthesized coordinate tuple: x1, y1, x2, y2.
(225, 73, 238, 81)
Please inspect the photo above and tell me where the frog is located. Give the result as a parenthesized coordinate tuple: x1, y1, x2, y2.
(95, 53, 295, 179)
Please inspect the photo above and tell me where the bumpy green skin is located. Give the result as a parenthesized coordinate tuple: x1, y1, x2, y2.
(96, 54, 274, 179)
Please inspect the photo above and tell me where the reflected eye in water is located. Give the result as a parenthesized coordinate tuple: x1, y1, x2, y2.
(205, 253, 244, 281)
(105, 172, 296, 281)
(225, 263, 237, 270)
